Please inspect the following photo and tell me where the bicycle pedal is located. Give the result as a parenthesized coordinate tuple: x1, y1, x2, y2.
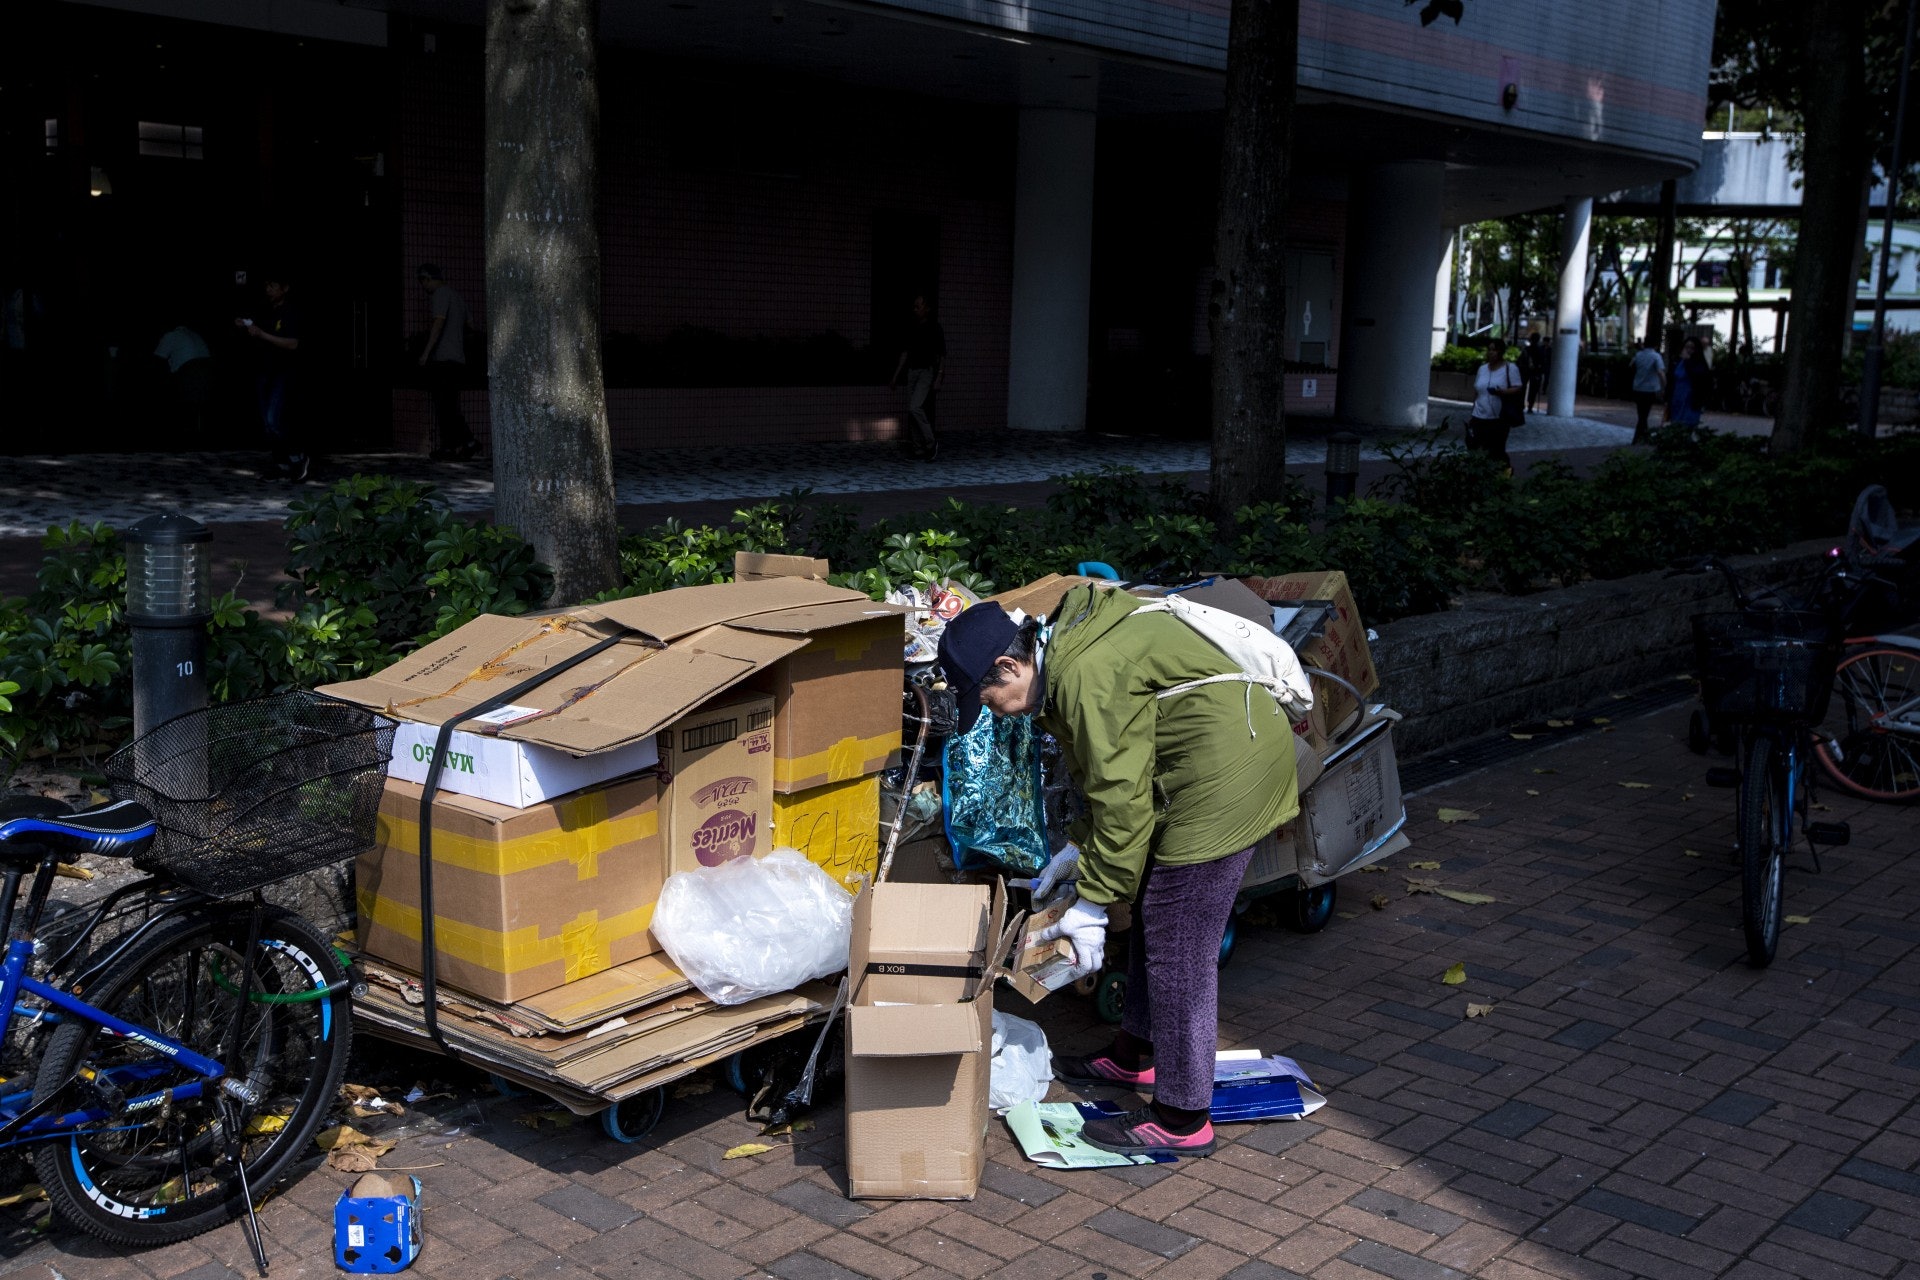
(1806, 821, 1851, 847)
(1705, 767, 1740, 788)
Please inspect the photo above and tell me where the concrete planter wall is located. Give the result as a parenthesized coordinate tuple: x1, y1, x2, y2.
(1429, 369, 1474, 402)
(1370, 538, 1838, 759)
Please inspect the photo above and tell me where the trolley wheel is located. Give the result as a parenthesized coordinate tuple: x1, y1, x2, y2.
(724, 1051, 751, 1097)
(488, 1073, 527, 1099)
(1217, 917, 1238, 968)
(1687, 709, 1712, 756)
(1070, 972, 1100, 998)
(1282, 882, 1337, 934)
(600, 1087, 666, 1144)
(1094, 972, 1127, 1025)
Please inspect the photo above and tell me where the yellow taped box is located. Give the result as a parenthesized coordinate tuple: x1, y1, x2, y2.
(356, 775, 664, 1005)
(773, 774, 880, 893)
(747, 614, 903, 793)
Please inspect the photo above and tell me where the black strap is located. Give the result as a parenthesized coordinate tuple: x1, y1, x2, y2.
(417, 629, 635, 1059)
(863, 962, 984, 980)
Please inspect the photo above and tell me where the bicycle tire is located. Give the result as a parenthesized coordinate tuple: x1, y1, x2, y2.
(30, 907, 350, 1247)
(1738, 736, 1786, 968)
(1814, 646, 1920, 802)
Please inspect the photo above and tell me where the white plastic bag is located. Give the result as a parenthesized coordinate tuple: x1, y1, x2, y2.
(652, 848, 853, 1006)
(989, 1011, 1053, 1113)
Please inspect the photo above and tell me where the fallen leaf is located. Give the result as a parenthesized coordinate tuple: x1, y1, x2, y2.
(1683, 849, 1703, 857)
(1408, 861, 1442, 871)
(761, 1118, 817, 1138)
(1532, 768, 1557, 775)
(1810, 803, 1831, 812)
(1434, 888, 1497, 905)
(672, 1077, 714, 1099)
(1465, 1003, 1496, 1019)
(1610, 693, 1629, 701)
(1337, 911, 1359, 920)
(515, 1110, 578, 1131)
(1436, 808, 1479, 823)
(244, 1113, 289, 1137)
(1620, 782, 1655, 790)
(1359, 864, 1388, 874)
(1440, 962, 1467, 985)
(1682, 793, 1694, 800)
(1405, 878, 1440, 894)
(1593, 717, 1612, 725)
(1510, 733, 1535, 741)
(315, 1124, 395, 1173)
(1784, 915, 1813, 925)
(54, 863, 93, 882)
(1547, 719, 1574, 728)
(723, 1143, 774, 1160)
(1526, 788, 1541, 796)
(1369, 894, 1390, 910)
(0, 1185, 45, 1209)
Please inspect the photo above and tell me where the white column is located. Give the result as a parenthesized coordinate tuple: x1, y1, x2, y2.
(1334, 161, 1446, 428)
(1550, 196, 1593, 418)
(1432, 231, 1455, 355)
(1007, 108, 1096, 432)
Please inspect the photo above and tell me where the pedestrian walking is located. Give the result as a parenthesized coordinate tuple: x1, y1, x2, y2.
(936, 588, 1300, 1159)
(1628, 335, 1667, 444)
(417, 263, 476, 461)
(1465, 338, 1524, 471)
(887, 295, 945, 461)
(236, 272, 308, 481)
(1524, 333, 1550, 413)
(1666, 337, 1712, 428)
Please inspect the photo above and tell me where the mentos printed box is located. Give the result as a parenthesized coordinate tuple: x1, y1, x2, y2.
(659, 692, 775, 876)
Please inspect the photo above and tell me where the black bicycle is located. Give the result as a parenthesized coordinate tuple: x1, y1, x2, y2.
(0, 692, 391, 1272)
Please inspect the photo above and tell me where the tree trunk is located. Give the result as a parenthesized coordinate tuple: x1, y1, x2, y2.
(1773, 1, 1869, 454)
(1644, 180, 1676, 349)
(1208, 0, 1297, 522)
(485, 0, 621, 603)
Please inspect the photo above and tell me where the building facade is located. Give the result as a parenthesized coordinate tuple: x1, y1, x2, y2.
(2, 0, 1716, 454)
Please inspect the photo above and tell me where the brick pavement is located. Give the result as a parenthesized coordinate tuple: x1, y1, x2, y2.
(3, 702, 1917, 1280)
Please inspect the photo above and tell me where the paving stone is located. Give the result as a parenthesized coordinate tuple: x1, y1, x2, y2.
(1369, 1000, 1460, 1031)
(1221, 1262, 1312, 1280)
(1837, 1157, 1920, 1197)
(1549, 1020, 1620, 1050)
(1505, 914, 1585, 937)
(765, 1253, 868, 1280)
(1403, 1043, 1501, 1076)
(1576, 946, 1636, 969)
(1693, 1020, 1792, 1051)
(1696, 1089, 1775, 1127)
(1855, 987, 1920, 1011)
(774, 1180, 876, 1230)
(1348, 1188, 1465, 1237)
(1472, 1101, 1552, 1139)
(535, 1184, 639, 1232)
(1783, 1192, 1873, 1240)
(1087, 1207, 1200, 1259)
(978, 1162, 1066, 1207)
(1338, 1239, 1469, 1280)
(171, 1266, 244, 1280)
(1284, 1043, 1378, 1077)
(1401, 915, 1475, 938)
(1575, 1188, 1700, 1237)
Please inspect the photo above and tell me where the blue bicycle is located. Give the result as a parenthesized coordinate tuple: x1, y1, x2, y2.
(0, 692, 391, 1267)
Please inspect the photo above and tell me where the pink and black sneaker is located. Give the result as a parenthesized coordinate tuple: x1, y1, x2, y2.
(1079, 1106, 1216, 1159)
(1054, 1053, 1156, 1092)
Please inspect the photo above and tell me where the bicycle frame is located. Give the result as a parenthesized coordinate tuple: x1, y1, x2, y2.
(0, 933, 226, 1147)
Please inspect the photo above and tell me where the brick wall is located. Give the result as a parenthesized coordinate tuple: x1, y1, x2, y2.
(392, 48, 1013, 454)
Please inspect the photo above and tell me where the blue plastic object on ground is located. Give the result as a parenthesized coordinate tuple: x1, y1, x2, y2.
(335, 1175, 423, 1273)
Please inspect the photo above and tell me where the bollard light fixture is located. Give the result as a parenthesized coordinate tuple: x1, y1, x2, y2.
(1325, 431, 1361, 506)
(125, 512, 212, 625)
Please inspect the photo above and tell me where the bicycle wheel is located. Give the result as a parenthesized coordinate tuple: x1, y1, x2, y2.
(30, 906, 350, 1247)
(1737, 736, 1787, 968)
(1815, 646, 1920, 802)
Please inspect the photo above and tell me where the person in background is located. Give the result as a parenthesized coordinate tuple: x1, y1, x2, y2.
(1524, 332, 1551, 413)
(936, 588, 1299, 1160)
(1466, 338, 1524, 471)
(1627, 334, 1667, 445)
(153, 321, 213, 439)
(888, 294, 945, 462)
(237, 272, 308, 481)
(1666, 337, 1712, 428)
(417, 264, 476, 461)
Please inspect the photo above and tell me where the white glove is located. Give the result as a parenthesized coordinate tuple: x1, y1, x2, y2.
(1034, 898, 1108, 977)
(1010, 843, 1081, 898)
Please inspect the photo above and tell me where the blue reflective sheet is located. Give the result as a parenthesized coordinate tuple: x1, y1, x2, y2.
(942, 711, 1049, 876)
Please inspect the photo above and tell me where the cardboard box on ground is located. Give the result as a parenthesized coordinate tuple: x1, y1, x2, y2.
(1238, 569, 1381, 750)
(323, 573, 908, 1006)
(846, 880, 1023, 1200)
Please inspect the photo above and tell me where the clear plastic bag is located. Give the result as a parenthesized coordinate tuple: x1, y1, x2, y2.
(988, 1010, 1054, 1113)
(652, 848, 853, 1006)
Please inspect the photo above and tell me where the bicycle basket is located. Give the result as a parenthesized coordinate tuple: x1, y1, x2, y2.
(1691, 610, 1843, 725)
(105, 691, 397, 897)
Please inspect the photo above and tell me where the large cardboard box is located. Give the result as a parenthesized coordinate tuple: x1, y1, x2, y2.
(773, 774, 881, 892)
(356, 775, 664, 1004)
(657, 692, 775, 876)
(748, 613, 903, 793)
(1296, 713, 1408, 883)
(845, 880, 1016, 1200)
(386, 719, 659, 809)
(1238, 570, 1381, 747)
(320, 577, 899, 782)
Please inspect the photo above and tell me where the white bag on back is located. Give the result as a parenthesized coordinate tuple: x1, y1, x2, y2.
(1131, 594, 1315, 721)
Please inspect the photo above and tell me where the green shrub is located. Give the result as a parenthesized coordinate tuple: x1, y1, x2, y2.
(1432, 343, 1514, 373)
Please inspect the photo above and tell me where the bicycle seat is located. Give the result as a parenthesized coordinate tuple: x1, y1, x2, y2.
(0, 799, 155, 861)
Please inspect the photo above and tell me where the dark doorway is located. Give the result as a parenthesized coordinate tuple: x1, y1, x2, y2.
(871, 210, 940, 364)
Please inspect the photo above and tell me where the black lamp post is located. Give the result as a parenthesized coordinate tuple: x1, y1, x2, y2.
(125, 512, 212, 740)
(1325, 431, 1361, 507)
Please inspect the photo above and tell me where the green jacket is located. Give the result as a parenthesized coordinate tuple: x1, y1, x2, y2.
(1037, 584, 1299, 905)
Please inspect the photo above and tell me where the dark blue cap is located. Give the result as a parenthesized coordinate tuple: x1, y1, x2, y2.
(936, 602, 1018, 736)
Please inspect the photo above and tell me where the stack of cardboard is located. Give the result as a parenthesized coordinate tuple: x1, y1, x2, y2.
(321, 572, 907, 1105)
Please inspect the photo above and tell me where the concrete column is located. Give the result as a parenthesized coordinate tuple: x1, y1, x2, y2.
(1335, 161, 1446, 428)
(1432, 231, 1455, 355)
(1550, 196, 1593, 418)
(1007, 108, 1096, 432)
